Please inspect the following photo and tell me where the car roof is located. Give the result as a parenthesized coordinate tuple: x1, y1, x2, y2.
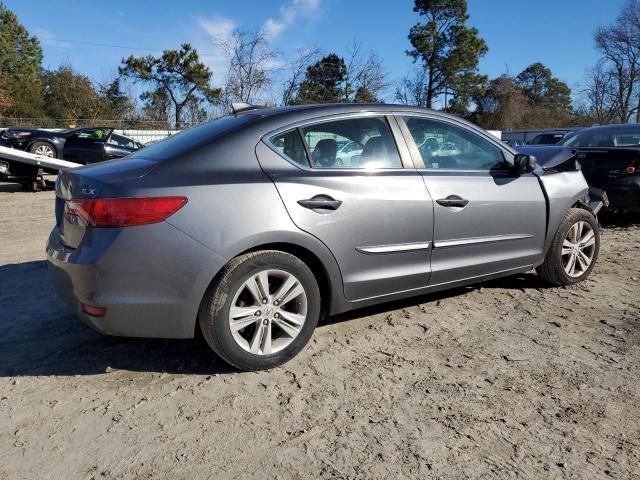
(579, 123, 640, 133)
(240, 103, 496, 142)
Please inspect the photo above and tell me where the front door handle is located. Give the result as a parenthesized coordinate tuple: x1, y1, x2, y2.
(436, 195, 469, 208)
(297, 195, 342, 211)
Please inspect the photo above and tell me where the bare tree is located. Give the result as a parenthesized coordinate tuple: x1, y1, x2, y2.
(343, 41, 389, 102)
(394, 68, 430, 107)
(594, 0, 640, 122)
(217, 30, 277, 107)
(580, 61, 619, 124)
(280, 47, 321, 106)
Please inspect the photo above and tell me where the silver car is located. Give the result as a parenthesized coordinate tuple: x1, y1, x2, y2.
(47, 104, 601, 371)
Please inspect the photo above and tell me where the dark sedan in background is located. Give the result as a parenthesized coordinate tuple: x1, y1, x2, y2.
(520, 124, 640, 213)
(0, 127, 143, 162)
(0, 127, 144, 189)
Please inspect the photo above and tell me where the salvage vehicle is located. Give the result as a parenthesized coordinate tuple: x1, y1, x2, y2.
(520, 124, 640, 213)
(47, 104, 602, 371)
(0, 127, 143, 189)
(0, 127, 143, 162)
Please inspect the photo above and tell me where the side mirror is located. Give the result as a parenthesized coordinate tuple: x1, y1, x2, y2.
(513, 154, 537, 175)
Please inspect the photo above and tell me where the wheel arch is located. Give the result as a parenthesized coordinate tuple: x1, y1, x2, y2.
(194, 238, 346, 338)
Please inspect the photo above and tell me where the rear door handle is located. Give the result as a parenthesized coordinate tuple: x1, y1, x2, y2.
(297, 195, 342, 211)
(436, 195, 469, 208)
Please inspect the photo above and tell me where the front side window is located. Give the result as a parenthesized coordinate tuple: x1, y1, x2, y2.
(403, 117, 505, 171)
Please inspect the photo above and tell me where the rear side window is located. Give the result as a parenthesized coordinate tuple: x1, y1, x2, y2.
(270, 129, 310, 167)
(269, 116, 403, 169)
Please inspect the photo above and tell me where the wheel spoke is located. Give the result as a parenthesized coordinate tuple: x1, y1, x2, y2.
(278, 309, 306, 326)
(250, 323, 267, 354)
(564, 254, 577, 276)
(580, 230, 595, 248)
(279, 283, 305, 306)
(244, 276, 263, 304)
(262, 323, 272, 355)
(230, 316, 259, 332)
(273, 318, 301, 338)
(256, 271, 271, 301)
(562, 239, 574, 256)
(273, 274, 297, 303)
(578, 250, 592, 270)
(230, 306, 259, 319)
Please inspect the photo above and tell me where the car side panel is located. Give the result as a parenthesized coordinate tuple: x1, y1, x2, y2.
(538, 171, 590, 259)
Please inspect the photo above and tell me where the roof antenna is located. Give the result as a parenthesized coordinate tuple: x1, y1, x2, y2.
(231, 103, 262, 114)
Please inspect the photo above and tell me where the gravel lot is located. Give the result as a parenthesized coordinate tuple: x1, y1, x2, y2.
(1, 185, 639, 480)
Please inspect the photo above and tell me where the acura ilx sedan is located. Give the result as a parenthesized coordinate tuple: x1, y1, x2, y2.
(47, 104, 601, 371)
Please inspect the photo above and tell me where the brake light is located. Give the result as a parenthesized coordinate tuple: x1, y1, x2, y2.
(81, 304, 107, 317)
(67, 196, 188, 227)
(625, 165, 636, 174)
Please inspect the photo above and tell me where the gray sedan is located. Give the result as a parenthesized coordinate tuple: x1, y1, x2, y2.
(47, 104, 600, 371)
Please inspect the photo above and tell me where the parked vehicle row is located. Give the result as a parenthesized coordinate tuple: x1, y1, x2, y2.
(519, 124, 640, 213)
(47, 104, 602, 371)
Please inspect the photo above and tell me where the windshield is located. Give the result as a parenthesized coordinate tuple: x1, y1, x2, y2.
(562, 126, 640, 148)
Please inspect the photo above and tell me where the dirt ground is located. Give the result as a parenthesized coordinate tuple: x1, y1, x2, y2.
(0, 184, 639, 480)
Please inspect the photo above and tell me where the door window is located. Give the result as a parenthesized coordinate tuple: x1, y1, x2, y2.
(403, 117, 505, 171)
(107, 133, 137, 149)
(270, 129, 310, 167)
(302, 117, 402, 169)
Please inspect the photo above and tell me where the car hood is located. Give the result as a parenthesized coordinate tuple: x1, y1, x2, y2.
(517, 145, 577, 171)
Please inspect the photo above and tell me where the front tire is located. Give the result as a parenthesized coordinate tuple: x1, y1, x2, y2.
(199, 250, 321, 371)
(29, 141, 57, 158)
(536, 208, 600, 286)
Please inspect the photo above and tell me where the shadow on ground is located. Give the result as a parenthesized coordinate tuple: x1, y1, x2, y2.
(0, 260, 549, 377)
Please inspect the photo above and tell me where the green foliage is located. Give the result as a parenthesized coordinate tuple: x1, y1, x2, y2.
(407, 0, 488, 109)
(474, 64, 573, 129)
(517, 62, 571, 111)
(0, 2, 44, 117)
(42, 66, 102, 120)
(293, 54, 347, 104)
(120, 43, 221, 127)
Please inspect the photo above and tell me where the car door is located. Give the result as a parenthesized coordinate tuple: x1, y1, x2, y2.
(63, 128, 108, 164)
(397, 115, 547, 286)
(257, 114, 434, 300)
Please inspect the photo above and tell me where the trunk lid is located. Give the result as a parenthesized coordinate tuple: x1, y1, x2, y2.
(55, 158, 157, 248)
(573, 148, 640, 187)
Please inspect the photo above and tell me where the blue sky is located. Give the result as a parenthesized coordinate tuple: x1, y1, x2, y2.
(5, 0, 628, 101)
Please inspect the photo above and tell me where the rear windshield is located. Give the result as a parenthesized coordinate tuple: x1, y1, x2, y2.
(130, 115, 258, 161)
(562, 126, 640, 148)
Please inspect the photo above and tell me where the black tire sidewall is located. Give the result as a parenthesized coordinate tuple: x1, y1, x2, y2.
(202, 252, 321, 371)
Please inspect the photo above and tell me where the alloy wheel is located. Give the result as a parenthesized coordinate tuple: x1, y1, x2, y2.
(228, 269, 308, 355)
(34, 145, 54, 157)
(562, 221, 596, 278)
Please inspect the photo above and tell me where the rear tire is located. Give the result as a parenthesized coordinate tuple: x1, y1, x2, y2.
(199, 250, 321, 371)
(536, 208, 600, 286)
(29, 141, 57, 158)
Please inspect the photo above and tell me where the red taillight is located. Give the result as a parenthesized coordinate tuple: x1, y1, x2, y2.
(625, 165, 636, 175)
(67, 196, 188, 227)
(81, 304, 107, 317)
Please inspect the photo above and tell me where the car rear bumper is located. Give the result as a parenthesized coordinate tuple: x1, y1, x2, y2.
(603, 176, 640, 212)
(46, 221, 227, 339)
